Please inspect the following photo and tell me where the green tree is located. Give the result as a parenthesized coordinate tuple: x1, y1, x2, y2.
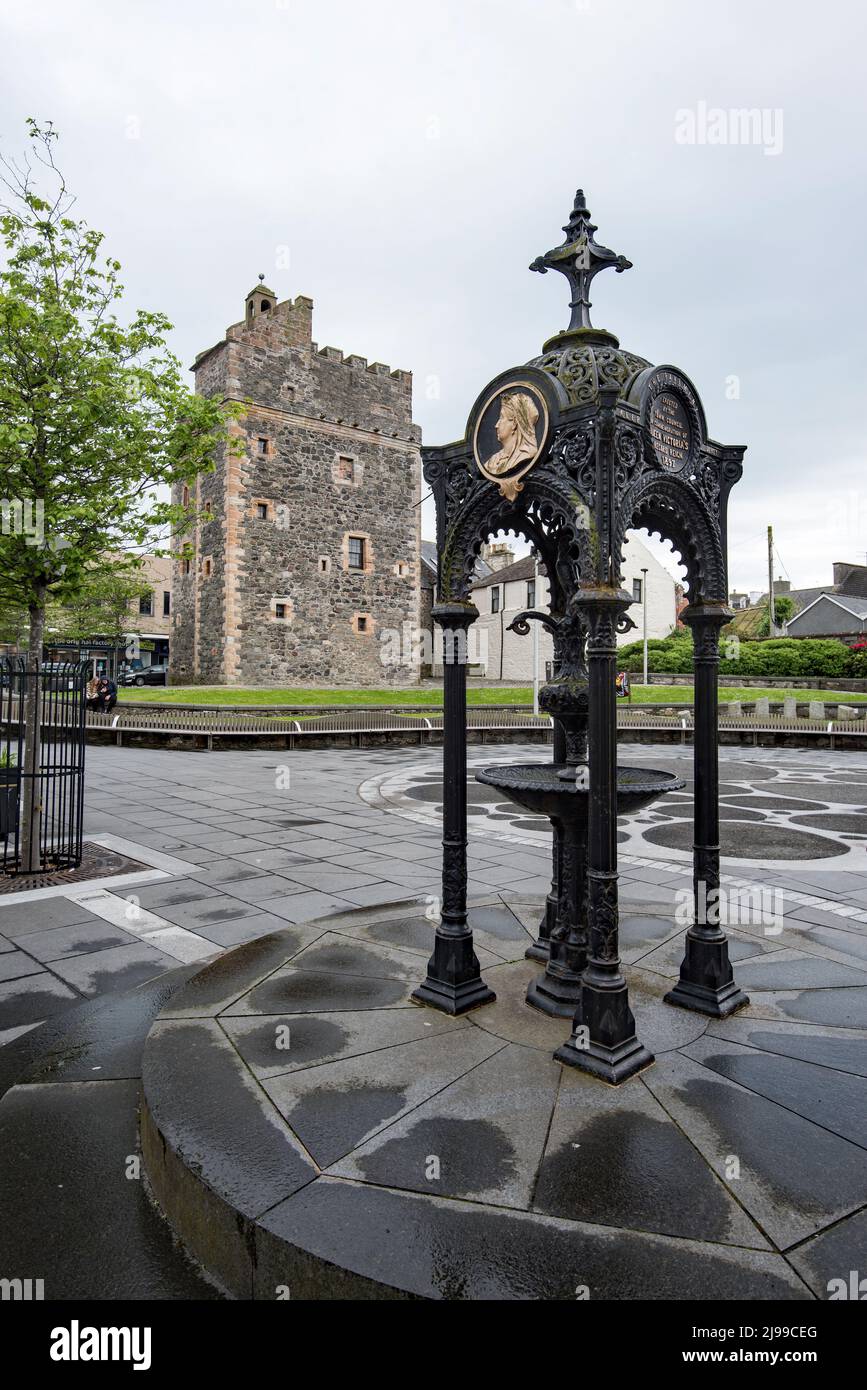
(759, 594, 795, 637)
(0, 120, 240, 866)
(48, 564, 153, 664)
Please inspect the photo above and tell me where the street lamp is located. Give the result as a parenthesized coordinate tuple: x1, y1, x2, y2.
(641, 566, 649, 688)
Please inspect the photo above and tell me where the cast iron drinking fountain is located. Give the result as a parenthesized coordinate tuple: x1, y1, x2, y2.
(412, 186, 750, 1084)
(476, 605, 684, 1018)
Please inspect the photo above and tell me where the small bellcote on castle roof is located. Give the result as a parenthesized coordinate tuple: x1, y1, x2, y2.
(245, 273, 277, 324)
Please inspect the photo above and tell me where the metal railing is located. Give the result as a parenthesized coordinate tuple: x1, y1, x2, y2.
(0, 659, 88, 874)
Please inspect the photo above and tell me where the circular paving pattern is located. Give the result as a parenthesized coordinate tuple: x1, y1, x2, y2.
(141, 896, 867, 1300)
(359, 747, 867, 870)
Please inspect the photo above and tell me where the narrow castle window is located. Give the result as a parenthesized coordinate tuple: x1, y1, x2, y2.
(275, 603, 286, 619)
(257, 437, 269, 455)
(348, 536, 366, 570)
(203, 559, 212, 577)
(357, 616, 368, 633)
(319, 557, 330, 574)
(256, 503, 268, 520)
(260, 300, 270, 312)
(337, 455, 355, 482)
(182, 485, 189, 507)
(182, 559, 191, 576)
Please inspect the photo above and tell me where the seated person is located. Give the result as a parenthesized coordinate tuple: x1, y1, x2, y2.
(85, 676, 101, 711)
(95, 676, 118, 714)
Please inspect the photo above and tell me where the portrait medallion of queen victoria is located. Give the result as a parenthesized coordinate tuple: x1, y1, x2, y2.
(472, 382, 548, 501)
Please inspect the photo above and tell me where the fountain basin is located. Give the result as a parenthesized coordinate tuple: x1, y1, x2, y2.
(475, 763, 685, 1017)
(475, 763, 685, 817)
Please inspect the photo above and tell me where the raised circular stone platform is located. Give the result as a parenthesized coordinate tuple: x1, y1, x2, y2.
(140, 895, 867, 1300)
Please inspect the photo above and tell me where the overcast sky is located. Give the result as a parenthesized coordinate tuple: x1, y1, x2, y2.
(2, 0, 865, 591)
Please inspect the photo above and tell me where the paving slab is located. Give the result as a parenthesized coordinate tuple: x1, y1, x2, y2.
(681, 1034, 867, 1148)
(255, 1179, 809, 1301)
(642, 1051, 867, 1249)
(221, 1005, 464, 1079)
(533, 1066, 769, 1248)
(0, 1079, 220, 1299)
(261, 1028, 505, 1167)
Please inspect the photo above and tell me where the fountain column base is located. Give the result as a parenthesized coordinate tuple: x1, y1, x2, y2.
(526, 966, 583, 1018)
(664, 930, 750, 1018)
(525, 893, 555, 962)
(411, 931, 496, 1016)
(554, 979, 654, 1085)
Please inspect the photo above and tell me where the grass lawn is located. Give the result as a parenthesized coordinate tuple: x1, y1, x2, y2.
(118, 684, 867, 707)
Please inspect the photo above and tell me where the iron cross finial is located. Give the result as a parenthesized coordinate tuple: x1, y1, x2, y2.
(530, 189, 632, 332)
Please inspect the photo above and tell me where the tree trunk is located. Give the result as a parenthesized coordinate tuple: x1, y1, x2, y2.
(20, 589, 46, 873)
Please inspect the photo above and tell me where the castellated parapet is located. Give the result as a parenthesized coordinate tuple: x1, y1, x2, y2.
(170, 284, 421, 686)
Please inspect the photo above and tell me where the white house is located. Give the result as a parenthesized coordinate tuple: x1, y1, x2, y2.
(469, 534, 677, 681)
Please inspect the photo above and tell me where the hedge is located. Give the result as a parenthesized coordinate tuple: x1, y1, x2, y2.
(617, 634, 867, 678)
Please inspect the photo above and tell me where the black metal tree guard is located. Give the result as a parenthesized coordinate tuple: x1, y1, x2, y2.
(412, 189, 749, 1082)
(0, 659, 88, 879)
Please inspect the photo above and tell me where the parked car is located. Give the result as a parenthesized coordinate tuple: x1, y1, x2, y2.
(122, 664, 168, 687)
(39, 662, 78, 691)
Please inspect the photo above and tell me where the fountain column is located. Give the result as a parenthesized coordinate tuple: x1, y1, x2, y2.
(411, 602, 496, 1015)
(555, 588, 653, 1083)
(665, 603, 749, 1017)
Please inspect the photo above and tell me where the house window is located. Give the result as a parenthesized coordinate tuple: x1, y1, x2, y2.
(275, 603, 287, 619)
(633, 578, 643, 603)
(139, 593, 153, 616)
(256, 503, 268, 520)
(527, 580, 536, 608)
(337, 456, 355, 483)
(182, 559, 191, 576)
(491, 587, 501, 614)
(163, 591, 171, 617)
(348, 536, 365, 570)
(256, 437, 269, 455)
(357, 616, 368, 633)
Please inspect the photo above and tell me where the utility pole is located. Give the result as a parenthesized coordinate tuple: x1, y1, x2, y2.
(767, 525, 775, 637)
(641, 566, 649, 687)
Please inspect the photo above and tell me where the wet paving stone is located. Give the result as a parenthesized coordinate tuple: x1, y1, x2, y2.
(707, 1017, 867, 1078)
(222, 1006, 463, 1078)
(256, 1179, 810, 1300)
(643, 1052, 867, 1248)
(534, 1071, 768, 1248)
(228, 966, 413, 1015)
(262, 1029, 504, 1168)
(787, 1208, 867, 1298)
(682, 1035, 867, 1148)
(0, 1079, 221, 1299)
(144, 1018, 316, 1217)
(332, 1043, 558, 1208)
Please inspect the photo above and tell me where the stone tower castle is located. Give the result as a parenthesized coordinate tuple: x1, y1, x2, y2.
(170, 282, 422, 685)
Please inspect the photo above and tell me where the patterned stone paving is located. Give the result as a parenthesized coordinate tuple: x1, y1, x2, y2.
(140, 895, 867, 1299)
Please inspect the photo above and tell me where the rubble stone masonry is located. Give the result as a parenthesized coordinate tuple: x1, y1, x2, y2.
(170, 284, 421, 685)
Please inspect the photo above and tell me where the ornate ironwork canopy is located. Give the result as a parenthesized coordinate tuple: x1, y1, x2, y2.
(414, 189, 750, 1083)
